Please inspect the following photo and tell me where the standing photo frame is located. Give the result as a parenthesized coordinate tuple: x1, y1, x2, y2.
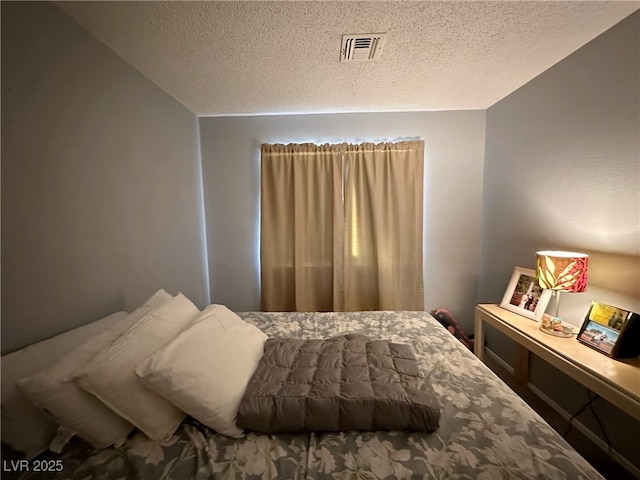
(577, 301, 640, 359)
(500, 267, 551, 321)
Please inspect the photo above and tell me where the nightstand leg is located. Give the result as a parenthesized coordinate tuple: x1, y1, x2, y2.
(474, 311, 485, 360)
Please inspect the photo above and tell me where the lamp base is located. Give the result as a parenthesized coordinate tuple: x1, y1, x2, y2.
(540, 313, 574, 338)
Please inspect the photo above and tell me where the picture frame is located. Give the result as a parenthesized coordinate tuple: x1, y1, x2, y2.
(500, 266, 551, 321)
(577, 301, 640, 359)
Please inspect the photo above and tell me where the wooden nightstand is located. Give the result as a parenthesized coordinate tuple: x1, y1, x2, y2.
(474, 304, 640, 422)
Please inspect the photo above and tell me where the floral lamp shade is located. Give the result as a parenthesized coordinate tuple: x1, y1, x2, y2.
(536, 251, 589, 292)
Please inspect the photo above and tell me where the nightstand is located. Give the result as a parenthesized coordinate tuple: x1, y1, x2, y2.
(474, 304, 640, 422)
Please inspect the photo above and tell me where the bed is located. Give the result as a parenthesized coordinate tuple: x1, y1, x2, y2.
(2, 305, 604, 479)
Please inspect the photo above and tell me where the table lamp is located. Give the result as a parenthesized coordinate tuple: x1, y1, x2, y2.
(536, 250, 589, 321)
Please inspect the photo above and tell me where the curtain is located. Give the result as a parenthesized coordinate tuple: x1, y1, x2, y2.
(341, 142, 424, 310)
(261, 140, 424, 311)
(260, 143, 344, 311)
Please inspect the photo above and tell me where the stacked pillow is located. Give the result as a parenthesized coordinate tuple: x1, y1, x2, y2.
(2, 310, 129, 458)
(73, 293, 200, 441)
(17, 289, 173, 450)
(11, 290, 268, 457)
(136, 304, 268, 438)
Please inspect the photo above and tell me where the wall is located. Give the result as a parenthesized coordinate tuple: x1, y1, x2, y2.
(1, 1, 209, 354)
(199, 111, 486, 326)
(481, 12, 639, 313)
(481, 11, 639, 471)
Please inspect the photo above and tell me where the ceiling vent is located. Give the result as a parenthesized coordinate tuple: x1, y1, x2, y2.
(340, 33, 386, 62)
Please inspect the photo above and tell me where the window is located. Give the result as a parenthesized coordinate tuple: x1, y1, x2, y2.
(260, 141, 424, 312)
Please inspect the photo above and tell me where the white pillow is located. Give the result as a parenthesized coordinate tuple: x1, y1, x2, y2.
(1, 310, 129, 459)
(74, 293, 200, 441)
(16, 289, 173, 449)
(135, 304, 267, 438)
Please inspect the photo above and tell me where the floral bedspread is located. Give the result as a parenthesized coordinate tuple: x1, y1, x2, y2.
(10, 311, 603, 479)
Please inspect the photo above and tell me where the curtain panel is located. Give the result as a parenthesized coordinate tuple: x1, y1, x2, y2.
(261, 141, 424, 312)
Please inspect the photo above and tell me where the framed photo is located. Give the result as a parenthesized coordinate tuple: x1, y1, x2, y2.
(577, 301, 640, 359)
(500, 267, 551, 321)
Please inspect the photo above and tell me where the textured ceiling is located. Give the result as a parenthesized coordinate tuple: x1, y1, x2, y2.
(55, 1, 639, 116)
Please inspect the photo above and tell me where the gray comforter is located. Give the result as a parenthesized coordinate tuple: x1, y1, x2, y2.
(237, 334, 440, 433)
(7, 310, 604, 480)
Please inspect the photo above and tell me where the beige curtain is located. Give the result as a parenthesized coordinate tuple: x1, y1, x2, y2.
(341, 142, 424, 310)
(260, 143, 344, 311)
(261, 141, 424, 311)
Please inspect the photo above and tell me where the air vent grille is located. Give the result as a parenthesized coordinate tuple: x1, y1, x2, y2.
(341, 33, 387, 62)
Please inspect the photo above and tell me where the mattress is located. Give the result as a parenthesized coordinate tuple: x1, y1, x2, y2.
(6, 310, 604, 479)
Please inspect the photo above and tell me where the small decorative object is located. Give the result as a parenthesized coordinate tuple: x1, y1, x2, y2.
(536, 250, 588, 325)
(500, 267, 551, 320)
(539, 313, 574, 337)
(430, 308, 474, 351)
(577, 301, 640, 359)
